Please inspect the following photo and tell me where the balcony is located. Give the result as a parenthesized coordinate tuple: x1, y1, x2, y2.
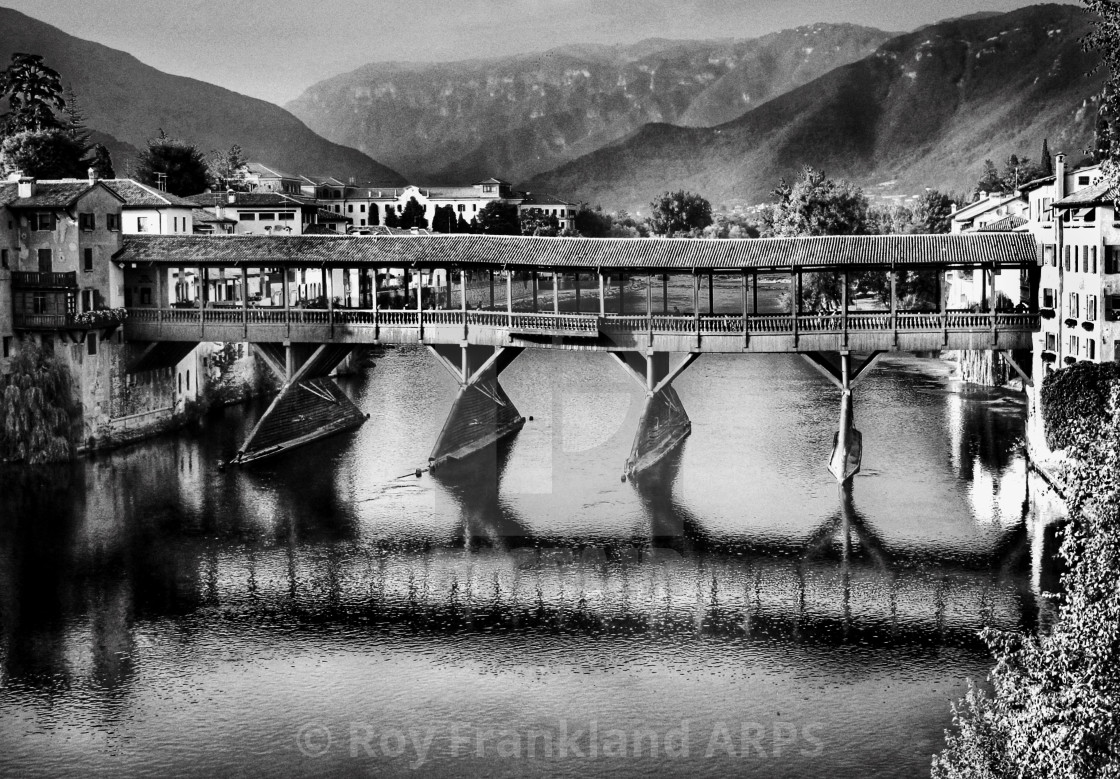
(13, 307, 127, 331)
(12, 271, 77, 288)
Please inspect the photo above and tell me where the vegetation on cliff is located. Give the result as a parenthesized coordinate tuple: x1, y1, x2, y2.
(933, 362, 1120, 777)
(0, 344, 79, 464)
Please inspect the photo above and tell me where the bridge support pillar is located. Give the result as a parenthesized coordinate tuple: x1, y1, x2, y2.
(427, 344, 526, 470)
(611, 351, 700, 478)
(801, 351, 882, 484)
(232, 343, 367, 465)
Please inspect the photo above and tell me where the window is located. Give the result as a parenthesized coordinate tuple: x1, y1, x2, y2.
(81, 248, 93, 271)
(1043, 288, 1055, 308)
(81, 289, 94, 311)
(137, 216, 150, 233)
(1084, 208, 1096, 224)
(87, 334, 97, 356)
(258, 212, 275, 221)
(37, 248, 52, 273)
(360, 219, 366, 227)
(457, 204, 465, 212)
(33, 212, 53, 231)
(1078, 175, 1091, 186)
(240, 213, 257, 221)
(360, 204, 366, 213)
(1070, 334, 1080, 355)
(1088, 339, 1096, 360)
(79, 212, 94, 231)
(2, 336, 9, 358)
(278, 212, 294, 221)
(32, 293, 46, 314)
(1069, 292, 1080, 318)
(106, 213, 120, 231)
(1090, 246, 1098, 274)
(186, 370, 190, 391)
(1045, 332, 1057, 351)
(140, 287, 152, 305)
(1107, 246, 1120, 274)
(1064, 246, 1071, 271)
(178, 373, 182, 393)
(347, 205, 353, 213)
(334, 205, 341, 213)
(0, 248, 7, 269)
(1088, 294, 1098, 321)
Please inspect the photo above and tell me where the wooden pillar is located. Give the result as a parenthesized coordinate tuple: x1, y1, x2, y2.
(693, 274, 700, 327)
(326, 266, 334, 330)
(753, 270, 759, 314)
(461, 267, 468, 338)
(708, 271, 715, 314)
(553, 270, 559, 316)
(532, 271, 538, 312)
(618, 273, 625, 314)
(489, 269, 495, 310)
(889, 267, 898, 345)
(741, 270, 748, 347)
(598, 272, 606, 317)
(663, 274, 669, 315)
(647, 273, 653, 340)
(241, 268, 249, 337)
(841, 269, 849, 347)
(575, 272, 581, 313)
(198, 266, 206, 330)
(506, 270, 513, 328)
(989, 264, 998, 345)
(940, 268, 948, 344)
(283, 267, 291, 336)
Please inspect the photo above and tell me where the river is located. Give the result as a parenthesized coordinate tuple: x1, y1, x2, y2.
(0, 340, 1044, 777)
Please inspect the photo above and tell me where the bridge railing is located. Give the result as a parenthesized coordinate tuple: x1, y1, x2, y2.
(124, 308, 1039, 340)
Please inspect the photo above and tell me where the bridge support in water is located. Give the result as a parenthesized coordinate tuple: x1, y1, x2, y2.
(801, 351, 882, 483)
(611, 351, 701, 478)
(231, 342, 367, 465)
(427, 344, 525, 469)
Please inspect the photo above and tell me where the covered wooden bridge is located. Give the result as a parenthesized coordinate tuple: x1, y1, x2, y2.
(115, 233, 1041, 478)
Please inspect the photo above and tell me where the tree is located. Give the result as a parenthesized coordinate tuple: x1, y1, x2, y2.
(133, 131, 210, 196)
(384, 205, 400, 228)
(0, 128, 85, 178)
(398, 196, 428, 229)
(207, 144, 248, 191)
(1084, 0, 1120, 185)
(520, 208, 560, 236)
(976, 159, 1004, 194)
(455, 213, 470, 233)
(62, 84, 91, 151)
(431, 204, 457, 233)
(0, 53, 65, 134)
(88, 143, 115, 179)
(763, 166, 870, 238)
(475, 200, 520, 235)
(0, 343, 80, 464)
(647, 190, 713, 237)
(1040, 138, 1053, 177)
(573, 204, 613, 237)
(912, 189, 956, 234)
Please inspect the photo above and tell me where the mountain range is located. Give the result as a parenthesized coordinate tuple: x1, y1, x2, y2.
(0, 7, 405, 185)
(286, 24, 895, 185)
(521, 3, 1103, 211)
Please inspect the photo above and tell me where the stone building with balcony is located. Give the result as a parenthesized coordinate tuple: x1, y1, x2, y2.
(0, 173, 211, 452)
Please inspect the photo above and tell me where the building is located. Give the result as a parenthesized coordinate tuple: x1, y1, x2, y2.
(185, 191, 351, 235)
(0, 172, 210, 449)
(242, 162, 304, 196)
(1025, 155, 1117, 377)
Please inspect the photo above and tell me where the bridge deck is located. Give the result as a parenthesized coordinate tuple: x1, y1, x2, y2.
(125, 307, 1037, 352)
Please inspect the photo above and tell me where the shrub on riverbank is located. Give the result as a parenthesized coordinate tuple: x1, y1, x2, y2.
(0, 344, 80, 464)
(933, 362, 1120, 777)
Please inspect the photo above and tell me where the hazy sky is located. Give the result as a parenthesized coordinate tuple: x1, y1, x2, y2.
(3, 0, 1079, 105)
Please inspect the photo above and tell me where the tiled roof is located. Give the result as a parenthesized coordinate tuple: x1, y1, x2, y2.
(185, 192, 306, 208)
(521, 192, 577, 207)
(1054, 180, 1116, 208)
(245, 162, 299, 180)
(977, 215, 1028, 232)
(192, 208, 237, 224)
(114, 233, 1040, 271)
(315, 207, 350, 223)
(0, 180, 123, 208)
(102, 179, 197, 207)
(1018, 175, 1055, 194)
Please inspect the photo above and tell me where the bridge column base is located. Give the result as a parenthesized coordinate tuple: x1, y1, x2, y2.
(611, 351, 700, 478)
(801, 351, 881, 484)
(428, 345, 525, 470)
(232, 343, 366, 465)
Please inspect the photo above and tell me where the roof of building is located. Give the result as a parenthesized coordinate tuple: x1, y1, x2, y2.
(245, 162, 300, 180)
(476, 177, 510, 185)
(192, 208, 238, 224)
(948, 193, 1023, 221)
(1054, 180, 1117, 208)
(521, 192, 577, 207)
(977, 215, 1028, 232)
(185, 192, 307, 208)
(114, 232, 1039, 271)
(102, 179, 197, 208)
(351, 226, 432, 236)
(315, 207, 351, 223)
(1017, 175, 1055, 194)
(0, 179, 127, 209)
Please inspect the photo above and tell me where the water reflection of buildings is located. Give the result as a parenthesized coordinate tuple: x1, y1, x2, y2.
(0, 419, 1051, 699)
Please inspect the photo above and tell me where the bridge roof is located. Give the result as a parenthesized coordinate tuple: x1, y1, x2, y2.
(114, 232, 1038, 271)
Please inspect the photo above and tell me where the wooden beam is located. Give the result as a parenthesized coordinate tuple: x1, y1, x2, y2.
(652, 352, 701, 395)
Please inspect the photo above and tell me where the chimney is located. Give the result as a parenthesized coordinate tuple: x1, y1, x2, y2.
(1054, 153, 1066, 200)
(227, 189, 236, 204)
(88, 166, 98, 185)
(17, 176, 35, 199)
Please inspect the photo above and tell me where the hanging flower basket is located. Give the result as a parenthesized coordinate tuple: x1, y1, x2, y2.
(71, 307, 128, 328)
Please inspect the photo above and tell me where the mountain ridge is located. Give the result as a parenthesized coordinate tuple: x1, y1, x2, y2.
(0, 7, 405, 185)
